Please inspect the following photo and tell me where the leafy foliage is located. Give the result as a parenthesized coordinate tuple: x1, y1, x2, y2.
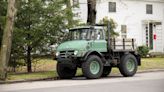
(99, 16, 119, 38)
(137, 46, 149, 57)
(8, 0, 78, 72)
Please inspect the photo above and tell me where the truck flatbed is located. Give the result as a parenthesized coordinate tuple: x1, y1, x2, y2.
(110, 38, 136, 52)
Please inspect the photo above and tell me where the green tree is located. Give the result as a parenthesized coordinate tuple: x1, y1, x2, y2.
(11, 0, 77, 72)
(99, 16, 119, 37)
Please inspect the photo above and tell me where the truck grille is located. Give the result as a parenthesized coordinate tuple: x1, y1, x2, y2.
(59, 50, 74, 58)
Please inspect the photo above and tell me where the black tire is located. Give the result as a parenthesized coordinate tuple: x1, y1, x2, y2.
(57, 62, 77, 79)
(119, 54, 138, 77)
(101, 66, 112, 77)
(82, 55, 103, 79)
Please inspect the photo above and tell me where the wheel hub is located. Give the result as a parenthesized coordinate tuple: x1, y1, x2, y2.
(90, 61, 100, 74)
(126, 59, 135, 72)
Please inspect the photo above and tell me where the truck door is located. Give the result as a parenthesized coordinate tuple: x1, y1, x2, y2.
(90, 28, 107, 52)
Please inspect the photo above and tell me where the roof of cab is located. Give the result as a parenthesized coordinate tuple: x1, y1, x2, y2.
(69, 25, 105, 31)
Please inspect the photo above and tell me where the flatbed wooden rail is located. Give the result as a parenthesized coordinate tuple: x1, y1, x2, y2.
(110, 38, 136, 51)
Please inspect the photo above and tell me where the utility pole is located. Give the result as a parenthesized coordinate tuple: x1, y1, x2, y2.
(87, 0, 96, 25)
(0, 0, 17, 80)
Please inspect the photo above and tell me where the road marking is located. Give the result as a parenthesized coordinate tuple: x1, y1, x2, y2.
(1, 72, 164, 91)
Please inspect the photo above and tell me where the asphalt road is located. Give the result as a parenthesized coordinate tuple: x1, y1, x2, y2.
(1, 71, 164, 92)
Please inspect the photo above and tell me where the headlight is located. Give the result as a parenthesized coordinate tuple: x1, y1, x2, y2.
(74, 50, 78, 55)
(56, 52, 60, 56)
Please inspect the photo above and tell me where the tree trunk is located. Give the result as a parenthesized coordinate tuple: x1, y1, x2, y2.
(25, 1, 32, 73)
(0, 25, 3, 46)
(0, 0, 17, 80)
(87, 0, 96, 25)
(27, 45, 32, 73)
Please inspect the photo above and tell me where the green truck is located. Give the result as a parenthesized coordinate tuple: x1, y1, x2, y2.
(55, 24, 141, 79)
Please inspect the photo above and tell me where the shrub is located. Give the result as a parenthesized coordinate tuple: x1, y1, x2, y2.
(137, 46, 149, 57)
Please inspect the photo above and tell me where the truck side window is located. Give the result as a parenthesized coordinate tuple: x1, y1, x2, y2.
(96, 29, 104, 40)
(81, 29, 87, 40)
(90, 30, 95, 40)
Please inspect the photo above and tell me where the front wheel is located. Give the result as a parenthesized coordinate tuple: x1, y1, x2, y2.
(119, 54, 138, 77)
(57, 62, 77, 79)
(82, 55, 103, 79)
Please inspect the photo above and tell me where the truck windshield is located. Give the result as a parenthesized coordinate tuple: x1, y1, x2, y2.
(69, 28, 90, 40)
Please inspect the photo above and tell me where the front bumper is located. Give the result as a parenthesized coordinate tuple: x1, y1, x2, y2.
(55, 52, 82, 62)
(56, 58, 77, 69)
(55, 55, 83, 67)
(57, 57, 73, 62)
(55, 55, 78, 61)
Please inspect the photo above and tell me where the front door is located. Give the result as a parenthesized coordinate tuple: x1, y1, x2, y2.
(144, 21, 163, 52)
(155, 23, 163, 52)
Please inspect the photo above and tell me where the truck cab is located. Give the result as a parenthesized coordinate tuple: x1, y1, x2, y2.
(55, 25, 141, 79)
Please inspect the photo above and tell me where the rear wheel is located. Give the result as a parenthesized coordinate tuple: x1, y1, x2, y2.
(101, 66, 112, 77)
(119, 54, 138, 77)
(82, 55, 103, 79)
(57, 62, 77, 79)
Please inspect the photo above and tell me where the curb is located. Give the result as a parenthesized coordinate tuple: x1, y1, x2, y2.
(0, 77, 59, 84)
(137, 69, 164, 73)
(1, 69, 164, 84)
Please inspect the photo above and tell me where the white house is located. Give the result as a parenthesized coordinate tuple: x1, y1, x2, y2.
(72, 0, 164, 53)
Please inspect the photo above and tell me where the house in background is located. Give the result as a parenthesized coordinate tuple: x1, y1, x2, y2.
(71, 0, 164, 53)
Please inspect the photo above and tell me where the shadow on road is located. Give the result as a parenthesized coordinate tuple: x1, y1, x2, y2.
(71, 74, 123, 80)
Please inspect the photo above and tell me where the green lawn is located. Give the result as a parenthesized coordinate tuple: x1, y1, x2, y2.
(7, 57, 164, 81)
(139, 58, 164, 70)
(7, 71, 57, 81)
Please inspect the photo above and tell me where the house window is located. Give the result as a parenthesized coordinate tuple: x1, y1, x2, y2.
(109, 2, 116, 12)
(121, 25, 127, 38)
(146, 4, 153, 14)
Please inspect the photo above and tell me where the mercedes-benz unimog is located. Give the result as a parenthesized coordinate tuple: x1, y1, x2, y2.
(55, 24, 141, 79)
